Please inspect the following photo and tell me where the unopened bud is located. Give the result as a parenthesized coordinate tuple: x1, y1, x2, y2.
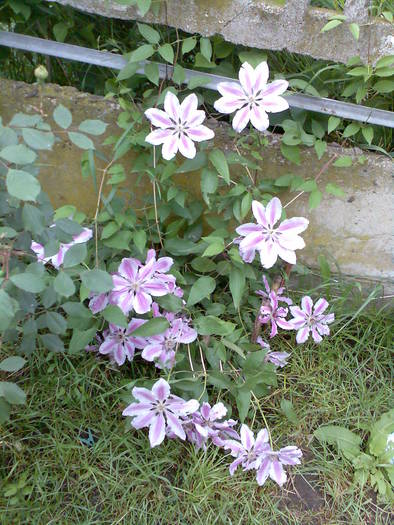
(34, 65, 48, 82)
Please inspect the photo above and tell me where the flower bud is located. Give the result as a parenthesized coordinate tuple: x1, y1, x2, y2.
(34, 65, 48, 82)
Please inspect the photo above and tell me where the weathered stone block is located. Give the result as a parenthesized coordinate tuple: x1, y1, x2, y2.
(47, 0, 393, 64)
(1, 78, 392, 293)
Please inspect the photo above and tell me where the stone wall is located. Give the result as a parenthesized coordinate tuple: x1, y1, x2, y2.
(47, 0, 393, 64)
(1, 78, 392, 294)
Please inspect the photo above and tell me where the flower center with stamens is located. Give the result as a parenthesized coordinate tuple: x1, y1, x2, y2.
(164, 336, 177, 351)
(156, 401, 166, 413)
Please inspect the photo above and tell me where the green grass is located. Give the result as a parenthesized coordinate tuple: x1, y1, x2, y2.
(0, 301, 393, 524)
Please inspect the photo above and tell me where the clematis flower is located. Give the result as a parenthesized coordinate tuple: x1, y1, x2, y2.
(88, 292, 109, 314)
(110, 257, 172, 315)
(145, 249, 177, 294)
(214, 61, 289, 132)
(235, 197, 309, 268)
(289, 296, 335, 344)
(259, 292, 293, 338)
(256, 337, 290, 368)
(141, 312, 197, 369)
(122, 378, 199, 447)
(98, 319, 147, 366)
(224, 424, 271, 475)
(31, 227, 92, 269)
(145, 92, 214, 160)
(256, 439, 302, 487)
(183, 402, 239, 450)
(257, 275, 292, 306)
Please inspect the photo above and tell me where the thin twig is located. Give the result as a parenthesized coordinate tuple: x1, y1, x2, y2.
(93, 158, 115, 267)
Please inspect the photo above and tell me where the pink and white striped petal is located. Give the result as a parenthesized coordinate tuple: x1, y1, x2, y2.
(122, 402, 153, 417)
(180, 93, 198, 123)
(152, 378, 170, 401)
(240, 424, 255, 450)
(149, 414, 166, 447)
(239, 62, 255, 95)
(214, 96, 245, 114)
(301, 296, 313, 316)
(161, 134, 180, 160)
(178, 134, 196, 159)
(132, 387, 156, 403)
(145, 128, 175, 146)
(164, 91, 181, 122)
(261, 79, 289, 98)
(277, 217, 309, 235)
(266, 197, 282, 227)
(261, 95, 289, 113)
(253, 61, 269, 93)
(249, 104, 270, 131)
(217, 81, 245, 98)
(185, 125, 214, 142)
(313, 297, 329, 315)
(144, 108, 173, 129)
(252, 200, 269, 227)
(232, 106, 251, 132)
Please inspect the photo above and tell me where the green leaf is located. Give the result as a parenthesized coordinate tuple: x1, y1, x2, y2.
(172, 64, 185, 86)
(280, 399, 299, 425)
(320, 19, 343, 33)
(154, 294, 183, 313)
(54, 271, 75, 297)
(298, 179, 317, 192)
(327, 116, 341, 134)
(195, 316, 235, 336)
(201, 168, 218, 198)
(117, 61, 139, 81)
(373, 79, 394, 94)
(137, 0, 151, 16)
(129, 44, 155, 62)
(0, 398, 11, 423)
(131, 317, 169, 337)
(69, 325, 98, 354)
(22, 204, 46, 235)
(0, 382, 26, 405)
(182, 37, 197, 54)
(202, 241, 224, 257)
(200, 37, 212, 61)
(207, 370, 232, 390)
(144, 62, 159, 86)
(349, 22, 359, 41)
(53, 104, 73, 129)
(176, 151, 207, 173)
(375, 55, 394, 69)
(333, 156, 352, 167)
(274, 174, 294, 187)
(0, 357, 26, 372)
(137, 23, 160, 44)
(158, 44, 174, 63)
(0, 290, 16, 331)
(164, 238, 201, 256)
(68, 132, 94, 150)
(22, 128, 54, 150)
(325, 183, 345, 198)
(229, 267, 245, 309)
(209, 149, 230, 184)
(361, 126, 373, 145)
(280, 143, 301, 165)
(10, 272, 46, 293)
(9, 113, 41, 128)
(101, 305, 128, 328)
(309, 189, 322, 210)
(314, 140, 327, 160)
(134, 230, 147, 254)
(53, 21, 68, 42)
(79, 120, 107, 136)
(236, 387, 251, 423)
(103, 230, 132, 250)
(314, 425, 362, 459)
(187, 76, 211, 90)
(368, 409, 394, 458)
(342, 123, 360, 138)
(81, 269, 114, 293)
(45, 312, 67, 335)
(187, 276, 216, 306)
(238, 50, 267, 68)
(63, 243, 87, 268)
(6, 169, 41, 201)
(0, 144, 37, 165)
(62, 301, 91, 318)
